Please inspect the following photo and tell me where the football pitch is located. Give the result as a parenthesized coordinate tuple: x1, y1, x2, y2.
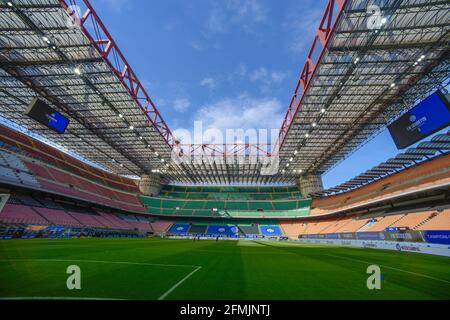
(0, 238, 449, 300)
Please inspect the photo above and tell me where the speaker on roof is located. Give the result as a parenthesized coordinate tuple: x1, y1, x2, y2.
(25, 97, 70, 134)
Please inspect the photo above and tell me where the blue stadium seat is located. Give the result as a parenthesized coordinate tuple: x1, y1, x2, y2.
(260, 225, 282, 236)
(168, 223, 190, 234)
(207, 225, 238, 237)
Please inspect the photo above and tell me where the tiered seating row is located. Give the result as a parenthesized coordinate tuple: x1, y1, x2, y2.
(162, 185, 299, 193)
(160, 190, 302, 200)
(0, 204, 150, 231)
(24, 160, 144, 213)
(311, 154, 450, 216)
(279, 209, 450, 238)
(0, 204, 48, 225)
(34, 207, 83, 227)
(166, 223, 284, 237)
(140, 196, 311, 218)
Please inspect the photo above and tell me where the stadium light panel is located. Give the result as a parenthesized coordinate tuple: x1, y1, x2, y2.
(7, 2, 13, 7)
(73, 67, 81, 75)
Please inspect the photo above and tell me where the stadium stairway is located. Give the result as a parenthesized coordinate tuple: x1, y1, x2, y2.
(413, 212, 439, 230)
(357, 220, 376, 232)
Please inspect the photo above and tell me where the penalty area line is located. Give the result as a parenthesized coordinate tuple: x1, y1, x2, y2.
(0, 258, 200, 269)
(322, 253, 450, 284)
(0, 258, 203, 300)
(0, 297, 123, 300)
(158, 266, 202, 300)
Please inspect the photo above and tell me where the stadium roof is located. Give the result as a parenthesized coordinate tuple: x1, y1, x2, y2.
(0, 0, 449, 185)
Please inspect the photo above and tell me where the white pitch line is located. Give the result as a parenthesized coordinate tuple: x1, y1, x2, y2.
(0, 297, 123, 300)
(0, 258, 203, 300)
(0, 258, 200, 269)
(322, 253, 450, 284)
(158, 266, 202, 300)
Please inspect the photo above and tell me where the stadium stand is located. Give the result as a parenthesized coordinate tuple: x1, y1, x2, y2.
(311, 153, 450, 217)
(0, 125, 144, 213)
(140, 186, 312, 218)
(0, 125, 138, 193)
(0, 204, 49, 225)
(275, 206, 450, 241)
(168, 224, 190, 235)
(417, 209, 450, 230)
(0, 192, 151, 238)
(206, 225, 238, 237)
(149, 220, 173, 233)
(33, 207, 83, 227)
(259, 225, 283, 236)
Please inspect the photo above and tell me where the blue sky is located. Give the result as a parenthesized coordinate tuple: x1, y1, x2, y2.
(83, 0, 444, 188)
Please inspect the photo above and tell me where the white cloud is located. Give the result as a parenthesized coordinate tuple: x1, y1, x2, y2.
(271, 71, 288, 83)
(248, 67, 289, 93)
(195, 94, 284, 133)
(230, 0, 267, 24)
(173, 98, 191, 113)
(98, 0, 130, 13)
(237, 63, 248, 77)
(190, 42, 203, 51)
(283, 1, 324, 54)
(207, 8, 227, 33)
(200, 77, 217, 90)
(205, 0, 268, 34)
(250, 67, 288, 84)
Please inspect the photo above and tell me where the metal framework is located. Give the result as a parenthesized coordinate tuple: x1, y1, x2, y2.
(0, 0, 176, 178)
(312, 130, 450, 197)
(277, 0, 450, 178)
(0, 0, 449, 185)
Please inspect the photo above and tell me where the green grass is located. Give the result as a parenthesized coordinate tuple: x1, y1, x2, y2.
(0, 238, 449, 300)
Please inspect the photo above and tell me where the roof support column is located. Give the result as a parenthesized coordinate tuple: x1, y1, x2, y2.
(138, 174, 162, 196)
(296, 174, 323, 197)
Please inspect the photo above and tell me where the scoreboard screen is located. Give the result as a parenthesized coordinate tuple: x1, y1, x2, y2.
(388, 90, 450, 149)
(25, 98, 70, 134)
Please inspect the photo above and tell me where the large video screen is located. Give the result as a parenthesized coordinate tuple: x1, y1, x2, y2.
(25, 98, 70, 134)
(388, 90, 450, 149)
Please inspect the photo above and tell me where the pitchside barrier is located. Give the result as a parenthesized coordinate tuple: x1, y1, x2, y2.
(296, 238, 450, 257)
(297, 230, 450, 257)
(300, 230, 450, 244)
